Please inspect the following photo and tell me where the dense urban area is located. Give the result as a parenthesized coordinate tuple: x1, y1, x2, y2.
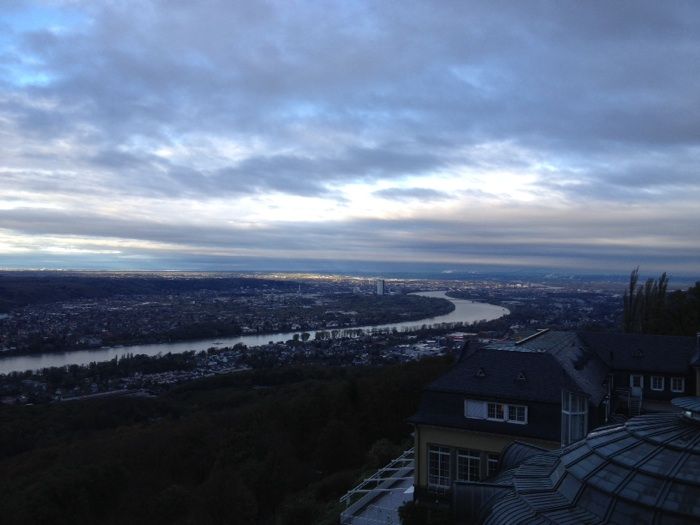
(0, 271, 633, 405)
(0, 273, 454, 354)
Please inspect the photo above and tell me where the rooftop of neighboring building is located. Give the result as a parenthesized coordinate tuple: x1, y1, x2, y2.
(577, 331, 697, 374)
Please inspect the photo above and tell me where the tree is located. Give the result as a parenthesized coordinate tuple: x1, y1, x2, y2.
(623, 267, 642, 332)
(623, 268, 699, 335)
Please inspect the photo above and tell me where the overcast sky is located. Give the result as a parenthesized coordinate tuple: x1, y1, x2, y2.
(1, 1, 699, 276)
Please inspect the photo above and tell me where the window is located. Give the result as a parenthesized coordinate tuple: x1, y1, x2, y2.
(428, 446, 451, 489)
(507, 404, 528, 424)
(671, 377, 685, 393)
(456, 449, 480, 482)
(630, 374, 643, 389)
(487, 402, 505, 420)
(651, 376, 665, 391)
(471, 401, 528, 424)
(464, 399, 487, 419)
(487, 454, 500, 477)
(562, 391, 588, 446)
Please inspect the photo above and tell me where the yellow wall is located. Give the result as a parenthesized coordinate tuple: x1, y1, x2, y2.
(414, 424, 559, 487)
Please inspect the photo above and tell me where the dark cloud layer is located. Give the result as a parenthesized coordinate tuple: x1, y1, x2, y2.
(1, 204, 697, 274)
(1, 1, 699, 273)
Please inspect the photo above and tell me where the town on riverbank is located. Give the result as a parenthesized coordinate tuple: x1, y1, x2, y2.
(0, 326, 476, 405)
(0, 271, 627, 405)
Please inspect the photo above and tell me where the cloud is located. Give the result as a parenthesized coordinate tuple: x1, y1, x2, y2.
(373, 187, 451, 202)
(0, 200, 698, 274)
(0, 1, 699, 274)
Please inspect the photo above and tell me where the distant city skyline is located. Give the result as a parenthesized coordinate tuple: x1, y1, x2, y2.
(1, 1, 699, 275)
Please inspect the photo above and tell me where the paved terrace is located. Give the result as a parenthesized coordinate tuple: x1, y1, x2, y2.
(340, 448, 414, 525)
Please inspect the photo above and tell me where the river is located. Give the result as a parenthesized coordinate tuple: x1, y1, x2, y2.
(0, 291, 509, 374)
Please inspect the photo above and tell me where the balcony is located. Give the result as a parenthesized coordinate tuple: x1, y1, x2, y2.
(339, 448, 415, 525)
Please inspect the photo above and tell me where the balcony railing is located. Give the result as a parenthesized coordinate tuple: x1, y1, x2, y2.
(339, 447, 415, 525)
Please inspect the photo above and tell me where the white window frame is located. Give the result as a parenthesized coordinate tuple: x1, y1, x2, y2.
(671, 377, 685, 393)
(487, 402, 505, 421)
(561, 391, 588, 446)
(456, 449, 481, 482)
(487, 453, 500, 477)
(474, 401, 528, 424)
(650, 376, 665, 391)
(428, 445, 451, 489)
(506, 404, 528, 424)
(630, 374, 644, 389)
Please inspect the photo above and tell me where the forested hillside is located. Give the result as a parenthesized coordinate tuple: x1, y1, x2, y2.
(0, 358, 451, 524)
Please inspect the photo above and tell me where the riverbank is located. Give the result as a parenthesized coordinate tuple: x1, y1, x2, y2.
(0, 293, 453, 358)
(0, 292, 508, 374)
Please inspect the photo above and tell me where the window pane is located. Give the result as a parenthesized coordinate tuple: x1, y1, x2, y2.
(428, 446, 451, 488)
(487, 454, 500, 476)
(508, 405, 526, 422)
(672, 377, 685, 392)
(577, 396, 587, 412)
(457, 449, 480, 482)
(465, 399, 487, 419)
(571, 413, 585, 441)
(488, 403, 504, 419)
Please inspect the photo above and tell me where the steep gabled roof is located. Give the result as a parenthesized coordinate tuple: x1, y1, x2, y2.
(476, 331, 609, 404)
(425, 347, 595, 404)
(577, 331, 696, 374)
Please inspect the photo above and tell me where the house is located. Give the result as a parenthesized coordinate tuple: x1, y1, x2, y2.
(408, 330, 699, 507)
(579, 332, 697, 413)
(408, 330, 609, 503)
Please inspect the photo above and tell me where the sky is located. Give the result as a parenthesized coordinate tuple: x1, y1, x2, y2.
(1, 1, 699, 276)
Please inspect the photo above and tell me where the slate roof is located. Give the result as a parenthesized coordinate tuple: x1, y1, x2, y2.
(426, 331, 609, 405)
(523, 332, 609, 405)
(407, 389, 561, 440)
(499, 441, 551, 472)
(425, 347, 586, 403)
(577, 331, 697, 374)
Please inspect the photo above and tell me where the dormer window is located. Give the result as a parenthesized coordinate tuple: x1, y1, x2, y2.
(517, 372, 527, 382)
(486, 402, 527, 423)
(487, 402, 504, 420)
(475, 368, 486, 378)
(507, 405, 527, 423)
